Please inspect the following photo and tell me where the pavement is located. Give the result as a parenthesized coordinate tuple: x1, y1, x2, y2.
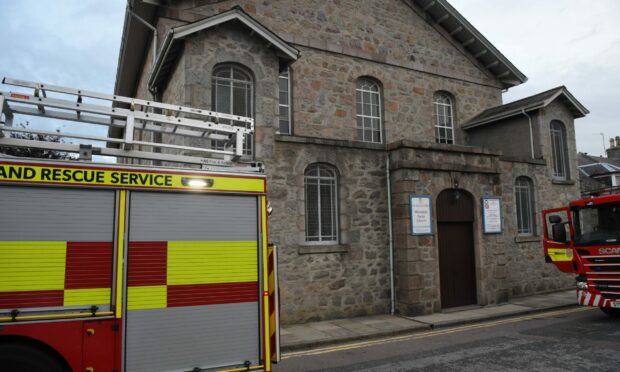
(280, 289, 577, 351)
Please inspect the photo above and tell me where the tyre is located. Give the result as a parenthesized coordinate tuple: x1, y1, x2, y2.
(0, 343, 68, 372)
(600, 307, 620, 318)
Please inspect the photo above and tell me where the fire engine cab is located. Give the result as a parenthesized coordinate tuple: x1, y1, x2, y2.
(543, 193, 620, 318)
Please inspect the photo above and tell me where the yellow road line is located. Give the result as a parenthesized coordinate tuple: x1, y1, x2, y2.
(283, 306, 591, 359)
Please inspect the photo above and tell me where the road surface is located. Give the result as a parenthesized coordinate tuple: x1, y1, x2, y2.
(274, 307, 620, 371)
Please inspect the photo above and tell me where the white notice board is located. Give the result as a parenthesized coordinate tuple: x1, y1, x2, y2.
(482, 196, 502, 234)
(410, 194, 433, 235)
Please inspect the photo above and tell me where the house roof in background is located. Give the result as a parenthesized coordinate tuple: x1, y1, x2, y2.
(578, 152, 620, 177)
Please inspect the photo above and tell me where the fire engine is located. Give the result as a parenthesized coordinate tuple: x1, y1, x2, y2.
(543, 193, 620, 318)
(0, 78, 280, 371)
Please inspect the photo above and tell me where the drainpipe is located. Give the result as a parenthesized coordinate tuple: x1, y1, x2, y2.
(386, 152, 395, 315)
(521, 109, 535, 159)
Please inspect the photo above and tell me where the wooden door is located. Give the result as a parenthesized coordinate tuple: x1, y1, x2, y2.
(437, 190, 477, 308)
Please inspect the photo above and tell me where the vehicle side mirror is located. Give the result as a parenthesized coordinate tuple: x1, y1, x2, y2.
(551, 223, 567, 243)
(549, 215, 562, 224)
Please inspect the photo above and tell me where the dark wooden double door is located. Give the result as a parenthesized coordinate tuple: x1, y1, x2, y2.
(437, 190, 477, 309)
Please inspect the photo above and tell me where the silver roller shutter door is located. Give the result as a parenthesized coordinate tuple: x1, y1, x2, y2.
(0, 186, 115, 312)
(125, 191, 260, 372)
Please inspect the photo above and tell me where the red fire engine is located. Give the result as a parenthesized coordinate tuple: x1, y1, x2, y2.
(543, 193, 620, 318)
(0, 78, 280, 371)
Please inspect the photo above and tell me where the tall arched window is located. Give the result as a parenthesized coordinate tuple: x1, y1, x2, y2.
(305, 164, 338, 243)
(212, 64, 254, 155)
(434, 92, 454, 144)
(550, 120, 569, 179)
(356, 78, 382, 143)
(515, 176, 536, 235)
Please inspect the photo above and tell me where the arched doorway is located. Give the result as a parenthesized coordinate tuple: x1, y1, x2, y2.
(436, 189, 477, 308)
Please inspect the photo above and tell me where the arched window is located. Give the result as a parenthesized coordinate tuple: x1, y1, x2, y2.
(356, 78, 382, 143)
(305, 164, 338, 243)
(550, 120, 569, 179)
(434, 92, 454, 144)
(212, 64, 254, 155)
(515, 176, 535, 235)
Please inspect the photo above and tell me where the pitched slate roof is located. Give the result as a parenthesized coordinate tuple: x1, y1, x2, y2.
(412, 0, 526, 88)
(147, 7, 299, 93)
(463, 86, 589, 130)
(578, 153, 620, 177)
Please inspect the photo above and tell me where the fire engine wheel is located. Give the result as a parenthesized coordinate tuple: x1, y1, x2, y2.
(599, 307, 620, 318)
(0, 343, 68, 372)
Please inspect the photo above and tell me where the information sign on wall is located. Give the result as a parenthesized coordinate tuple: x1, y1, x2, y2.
(482, 196, 502, 234)
(410, 194, 433, 235)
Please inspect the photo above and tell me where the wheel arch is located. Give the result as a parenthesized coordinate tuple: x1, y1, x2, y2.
(0, 334, 72, 372)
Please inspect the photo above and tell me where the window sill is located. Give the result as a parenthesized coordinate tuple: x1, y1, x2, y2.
(514, 235, 541, 243)
(551, 179, 575, 185)
(298, 244, 350, 255)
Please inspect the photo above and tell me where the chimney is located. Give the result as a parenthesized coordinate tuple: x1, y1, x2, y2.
(607, 135, 620, 159)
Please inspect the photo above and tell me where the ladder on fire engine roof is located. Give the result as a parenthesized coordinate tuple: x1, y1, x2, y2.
(0, 77, 259, 169)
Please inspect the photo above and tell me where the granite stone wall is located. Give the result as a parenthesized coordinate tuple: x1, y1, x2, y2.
(120, 0, 581, 324)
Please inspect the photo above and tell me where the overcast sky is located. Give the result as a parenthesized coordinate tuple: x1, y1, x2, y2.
(0, 0, 618, 156)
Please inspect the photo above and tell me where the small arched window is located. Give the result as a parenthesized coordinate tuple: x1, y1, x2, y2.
(550, 120, 569, 179)
(434, 92, 454, 144)
(305, 164, 338, 243)
(212, 64, 254, 155)
(515, 176, 536, 235)
(356, 78, 382, 143)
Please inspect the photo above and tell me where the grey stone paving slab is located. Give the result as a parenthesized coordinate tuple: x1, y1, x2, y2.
(280, 290, 579, 351)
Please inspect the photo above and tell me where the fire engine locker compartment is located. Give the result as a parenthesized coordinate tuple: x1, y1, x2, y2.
(125, 191, 261, 372)
(0, 186, 115, 314)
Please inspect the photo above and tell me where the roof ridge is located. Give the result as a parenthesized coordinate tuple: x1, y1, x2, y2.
(499, 86, 565, 107)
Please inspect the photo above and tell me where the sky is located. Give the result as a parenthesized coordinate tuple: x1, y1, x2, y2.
(0, 0, 618, 157)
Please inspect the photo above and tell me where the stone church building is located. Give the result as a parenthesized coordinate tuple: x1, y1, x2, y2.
(114, 0, 589, 323)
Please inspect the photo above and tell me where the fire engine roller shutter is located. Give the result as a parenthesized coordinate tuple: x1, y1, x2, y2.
(0, 186, 115, 312)
(125, 192, 260, 372)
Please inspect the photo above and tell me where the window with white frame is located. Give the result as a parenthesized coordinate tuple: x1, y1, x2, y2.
(515, 176, 536, 235)
(356, 78, 382, 143)
(211, 64, 254, 155)
(434, 92, 454, 144)
(278, 67, 292, 134)
(305, 164, 338, 243)
(550, 120, 569, 179)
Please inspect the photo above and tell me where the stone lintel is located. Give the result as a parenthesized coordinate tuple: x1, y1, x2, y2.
(551, 179, 576, 186)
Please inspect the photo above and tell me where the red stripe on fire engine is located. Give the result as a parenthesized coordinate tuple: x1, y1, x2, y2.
(127, 241, 167, 286)
(167, 282, 258, 308)
(65, 242, 113, 289)
(0, 290, 64, 309)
